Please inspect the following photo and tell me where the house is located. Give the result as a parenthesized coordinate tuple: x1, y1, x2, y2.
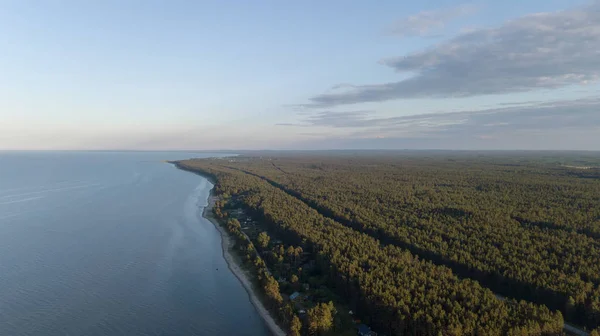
(230, 209, 244, 217)
(289, 292, 301, 301)
(358, 324, 373, 336)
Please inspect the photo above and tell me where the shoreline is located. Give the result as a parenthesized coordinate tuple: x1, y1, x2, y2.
(201, 185, 286, 336)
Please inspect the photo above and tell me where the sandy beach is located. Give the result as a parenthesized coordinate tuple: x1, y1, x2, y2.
(202, 192, 287, 336)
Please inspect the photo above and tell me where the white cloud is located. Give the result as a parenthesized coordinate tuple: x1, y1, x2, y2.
(308, 2, 600, 107)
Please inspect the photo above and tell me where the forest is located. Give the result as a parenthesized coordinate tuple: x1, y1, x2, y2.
(177, 152, 600, 335)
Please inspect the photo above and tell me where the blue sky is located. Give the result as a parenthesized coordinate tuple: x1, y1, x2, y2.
(1, 0, 598, 150)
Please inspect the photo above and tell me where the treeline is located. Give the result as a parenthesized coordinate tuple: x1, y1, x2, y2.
(213, 197, 305, 335)
(221, 216, 340, 335)
(178, 159, 564, 335)
(215, 156, 600, 329)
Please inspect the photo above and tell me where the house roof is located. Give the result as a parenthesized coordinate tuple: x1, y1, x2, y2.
(358, 324, 371, 333)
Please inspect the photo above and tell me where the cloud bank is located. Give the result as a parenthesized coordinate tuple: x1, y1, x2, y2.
(283, 97, 600, 141)
(308, 2, 600, 107)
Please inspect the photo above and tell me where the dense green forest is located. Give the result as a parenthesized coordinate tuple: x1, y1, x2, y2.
(175, 153, 596, 335)
(220, 154, 600, 330)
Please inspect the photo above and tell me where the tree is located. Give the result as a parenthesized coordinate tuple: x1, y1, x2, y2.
(289, 315, 302, 336)
(294, 247, 303, 266)
(290, 274, 300, 291)
(566, 296, 576, 319)
(286, 246, 303, 266)
(227, 218, 241, 232)
(286, 246, 296, 263)
(258, 231, 270, 249)
(307, 301, 335, 335)
(254, 257, 266, 269)
(263, 275, 283, 306)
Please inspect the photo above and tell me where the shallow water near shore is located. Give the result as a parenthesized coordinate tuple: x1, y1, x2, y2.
(0, 151, 270, 336)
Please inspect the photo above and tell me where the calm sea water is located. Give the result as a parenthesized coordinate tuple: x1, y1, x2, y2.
(0, 151, 270, 336)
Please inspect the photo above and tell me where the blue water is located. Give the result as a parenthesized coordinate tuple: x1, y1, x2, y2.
(0, 151, 270, 336)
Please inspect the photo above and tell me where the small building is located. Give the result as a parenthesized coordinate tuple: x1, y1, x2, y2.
(289, 292, 301, 301)
(230, 209, 245, 217)
(358, 324, 373, 336)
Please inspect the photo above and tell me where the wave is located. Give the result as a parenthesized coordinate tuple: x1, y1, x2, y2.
(0, 180, 87, 195)
(0, 184, 103, 200)
(0, 196, 45, 206)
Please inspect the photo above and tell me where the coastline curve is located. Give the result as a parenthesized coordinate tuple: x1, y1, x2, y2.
(200, 181, 286, 336)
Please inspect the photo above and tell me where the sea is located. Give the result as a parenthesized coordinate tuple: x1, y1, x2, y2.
(0, 151, 270, 336)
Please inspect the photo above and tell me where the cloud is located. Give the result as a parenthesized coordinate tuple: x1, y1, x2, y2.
(283, 97, 600, 137)
(277, 110, 373, 127)
(281, 110, 467, 132)
(389, 4, 478, 37)
(282, 97, 600, 150)
(308, 2, 600, 107)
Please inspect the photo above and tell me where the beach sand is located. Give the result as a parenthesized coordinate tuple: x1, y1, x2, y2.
(202, 193, 287, 336)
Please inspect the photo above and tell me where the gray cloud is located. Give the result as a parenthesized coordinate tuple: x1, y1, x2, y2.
(283, 97, 600, 150)
(284, 97, 600, 136)
(277, 110, 373, 127)
(389, 4, 478, 37)
(308, 2, 600, 107)
(280, 111, 466, 131)
(426, 98, 600, 139)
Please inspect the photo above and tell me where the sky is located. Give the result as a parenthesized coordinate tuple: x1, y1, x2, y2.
(1, 0, 599, 150)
